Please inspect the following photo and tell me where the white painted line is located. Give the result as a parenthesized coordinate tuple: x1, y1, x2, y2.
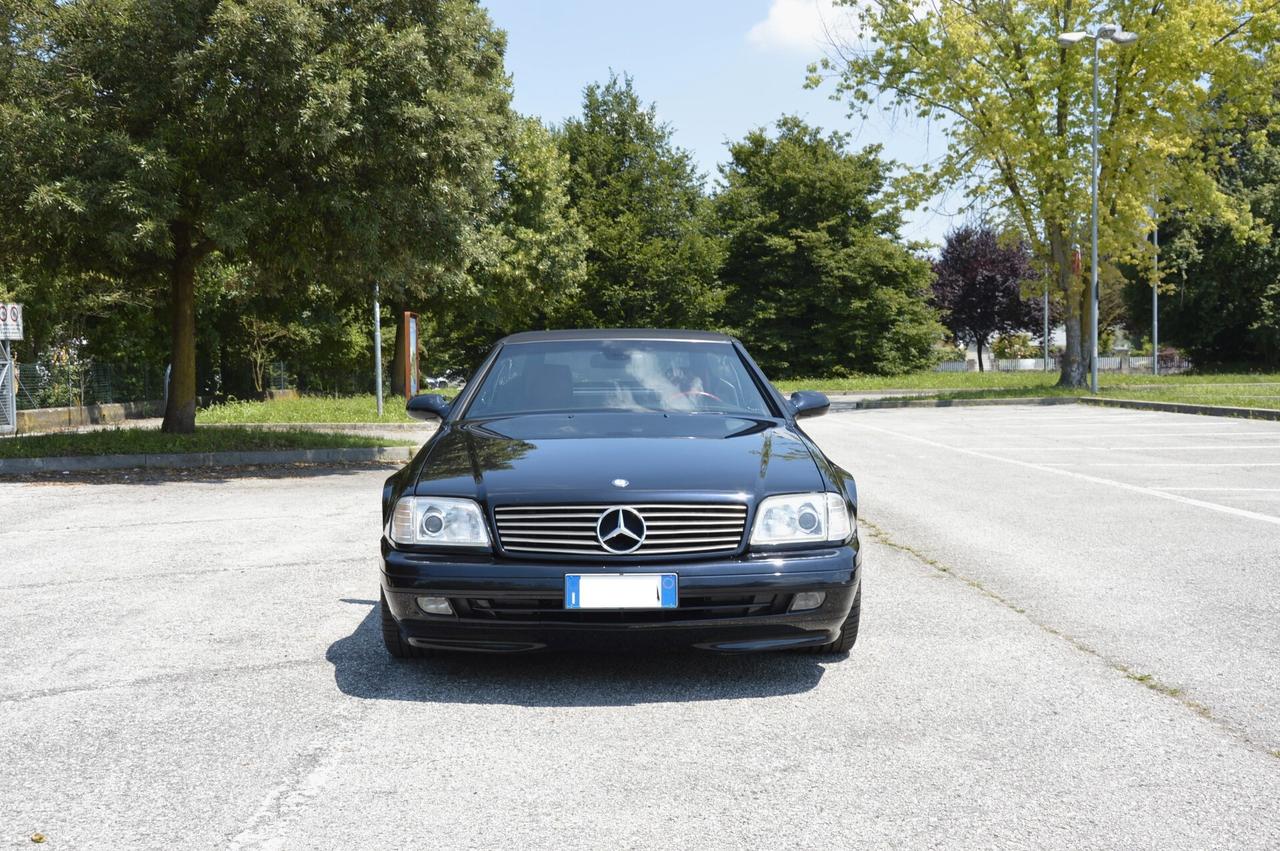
(965, 444, 1280, 452)
(992, 431, 1280, 438)
(842, 421, 1280, 527)
(1155, 487, 1280, 492)
(1039, 462, 1280, 468)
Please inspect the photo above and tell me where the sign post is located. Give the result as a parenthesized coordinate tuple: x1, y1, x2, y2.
(402, 312, 420, 400)
(0, 303, 23, 436)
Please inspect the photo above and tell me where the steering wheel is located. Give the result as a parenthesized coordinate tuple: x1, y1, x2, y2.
(664, 389, 723, 406)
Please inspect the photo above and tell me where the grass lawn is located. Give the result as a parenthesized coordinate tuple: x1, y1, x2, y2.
(0, 427, 415, 460)
(197, 394, 430, 424)
(773, 371, 1280, 411)
(186, 375, 1280, 427)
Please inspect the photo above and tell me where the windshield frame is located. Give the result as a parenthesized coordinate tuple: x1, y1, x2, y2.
(452, 337, 785, 422)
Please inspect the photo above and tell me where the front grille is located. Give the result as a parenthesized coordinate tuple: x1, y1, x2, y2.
(457, 593, 784, 623)
(493, 503, 748, 557)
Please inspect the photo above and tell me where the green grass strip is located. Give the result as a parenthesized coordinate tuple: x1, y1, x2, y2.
(0, 427, 415, 460)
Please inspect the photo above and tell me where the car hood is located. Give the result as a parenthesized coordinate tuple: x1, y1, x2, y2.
(412, 412, 824, 503)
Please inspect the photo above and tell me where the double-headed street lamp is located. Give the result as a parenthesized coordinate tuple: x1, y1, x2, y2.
(1058, 24, 1138, 393)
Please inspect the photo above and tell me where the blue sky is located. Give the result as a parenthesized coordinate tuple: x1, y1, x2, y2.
(482, 0, 961, 246)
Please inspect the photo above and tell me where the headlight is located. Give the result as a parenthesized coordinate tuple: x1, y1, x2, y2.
(388, 496, 491, 548)
(750, 492, 853, 546)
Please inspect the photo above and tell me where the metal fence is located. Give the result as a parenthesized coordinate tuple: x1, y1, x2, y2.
(936, 354, 1192, 374)
(14, 361, 167, 411)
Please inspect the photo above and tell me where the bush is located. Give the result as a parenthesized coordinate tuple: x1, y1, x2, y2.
(992, 333, 1038, 359)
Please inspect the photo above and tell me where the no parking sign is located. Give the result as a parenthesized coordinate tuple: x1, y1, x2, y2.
(0, 303, 22, 340)
(1, 302, 19, 435)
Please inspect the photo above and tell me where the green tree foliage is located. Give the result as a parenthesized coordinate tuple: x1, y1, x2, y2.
(1123, 99, 1280, 367)
(555, 74, 724, 330)
(815, 0, 1280, 386)
(0, 0, 510, 431)
(427, 115, 589, 371)
(714, 117, 941, 377)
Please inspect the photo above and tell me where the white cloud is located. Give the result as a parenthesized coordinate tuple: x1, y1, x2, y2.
(747, 0, 856, 53)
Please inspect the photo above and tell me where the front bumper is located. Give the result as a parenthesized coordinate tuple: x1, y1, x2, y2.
(380, 544, 861, 653)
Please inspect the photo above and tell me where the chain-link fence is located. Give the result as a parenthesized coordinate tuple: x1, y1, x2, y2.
(14, 361, 167, 411)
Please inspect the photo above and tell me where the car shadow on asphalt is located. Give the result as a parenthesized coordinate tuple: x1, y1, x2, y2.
(326, 599, 834, 707)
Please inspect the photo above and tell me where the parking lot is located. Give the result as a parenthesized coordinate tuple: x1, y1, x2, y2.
(2, 404, 1279, 849)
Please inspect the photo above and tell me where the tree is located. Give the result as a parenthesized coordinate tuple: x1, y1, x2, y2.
(714, 117, 942, 376)
(239, 316, 294, 396)
(0, 0, 510, 432)
(555, 74, 724, 330)
(426, 115, 589, 371)
(814, 0, 1280, 386)
(1122, 92, 1280, 367)
(932, 225, 1045, 371)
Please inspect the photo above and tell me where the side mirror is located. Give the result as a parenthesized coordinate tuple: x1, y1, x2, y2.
(789, 390, 830, 419)
(407, 393, 452, 423)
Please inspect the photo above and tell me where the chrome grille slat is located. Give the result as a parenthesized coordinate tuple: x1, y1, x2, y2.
(502, 537, 609, 546)
(645, 519, 745, 526)
(494, 503, 747, 557)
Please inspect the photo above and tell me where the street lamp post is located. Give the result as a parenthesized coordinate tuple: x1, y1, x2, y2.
(1152, 213, 1159, 376)
(1058, 24, 1138, 394)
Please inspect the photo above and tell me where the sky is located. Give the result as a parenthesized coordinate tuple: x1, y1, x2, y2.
(482, 0, 962, 246)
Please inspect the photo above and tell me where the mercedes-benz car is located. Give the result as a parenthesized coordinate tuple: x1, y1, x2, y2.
(379, 329, 861, 657)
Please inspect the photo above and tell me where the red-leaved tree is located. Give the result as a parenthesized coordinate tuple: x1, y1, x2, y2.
(932, 226, 1047, 371)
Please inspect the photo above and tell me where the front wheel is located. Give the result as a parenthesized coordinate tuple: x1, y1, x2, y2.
(808, 586, 860, 654)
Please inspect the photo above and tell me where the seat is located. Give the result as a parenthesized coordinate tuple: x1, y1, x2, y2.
(522, 363, 574, 410)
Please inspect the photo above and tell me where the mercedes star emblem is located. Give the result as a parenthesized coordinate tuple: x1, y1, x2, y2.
(596, 506, 646, 554)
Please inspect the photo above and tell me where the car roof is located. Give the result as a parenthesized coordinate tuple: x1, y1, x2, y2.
(497, 328, 737, 345)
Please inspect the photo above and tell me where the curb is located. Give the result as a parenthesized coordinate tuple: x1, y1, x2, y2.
(829, 396, 1080, 411)
(1079, 396, 1280, 421)
(0, 445, 416, 475)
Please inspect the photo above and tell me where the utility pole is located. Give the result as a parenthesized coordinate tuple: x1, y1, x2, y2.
(1043, 282, 1050, 371)
(373, 282, 384, 417)
(1152, 215, 1159, 376)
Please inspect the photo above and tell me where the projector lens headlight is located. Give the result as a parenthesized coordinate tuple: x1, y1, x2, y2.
(750, 492, 854, 546)
(388, 496, 490, 548)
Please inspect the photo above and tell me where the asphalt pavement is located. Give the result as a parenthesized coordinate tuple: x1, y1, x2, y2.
(2, 404, 1278, 849)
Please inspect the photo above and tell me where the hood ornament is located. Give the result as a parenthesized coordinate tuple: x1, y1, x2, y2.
(611, 478, 629, 488)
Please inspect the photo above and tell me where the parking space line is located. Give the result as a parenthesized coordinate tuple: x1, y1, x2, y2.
(964, 444, 1280, 451)
(843, 420, 1280, 527)
(997, 431, 1280, 438)
(1038, 462, 1280, 468)
(1155, 487, 1280, 492)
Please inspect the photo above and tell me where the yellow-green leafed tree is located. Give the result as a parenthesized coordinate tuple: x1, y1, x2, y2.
(813, 0, 1280, 386)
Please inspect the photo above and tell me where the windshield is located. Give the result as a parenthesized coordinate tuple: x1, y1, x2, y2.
(465, 339, 774, 418)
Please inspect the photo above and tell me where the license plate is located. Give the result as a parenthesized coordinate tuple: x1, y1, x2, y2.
(564, 574, 678, 609)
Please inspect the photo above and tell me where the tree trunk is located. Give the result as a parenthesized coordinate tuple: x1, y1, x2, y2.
(161, 223, 199, 434)
(975, 338, 985, 372)
(1049, 225, 1085, 387)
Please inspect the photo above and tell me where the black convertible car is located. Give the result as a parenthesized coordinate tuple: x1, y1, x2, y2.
(379, 329, 861, 656)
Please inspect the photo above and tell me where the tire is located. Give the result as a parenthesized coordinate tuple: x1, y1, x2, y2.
(808, 586, 860, 654)
(380, 591, 433, 660)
